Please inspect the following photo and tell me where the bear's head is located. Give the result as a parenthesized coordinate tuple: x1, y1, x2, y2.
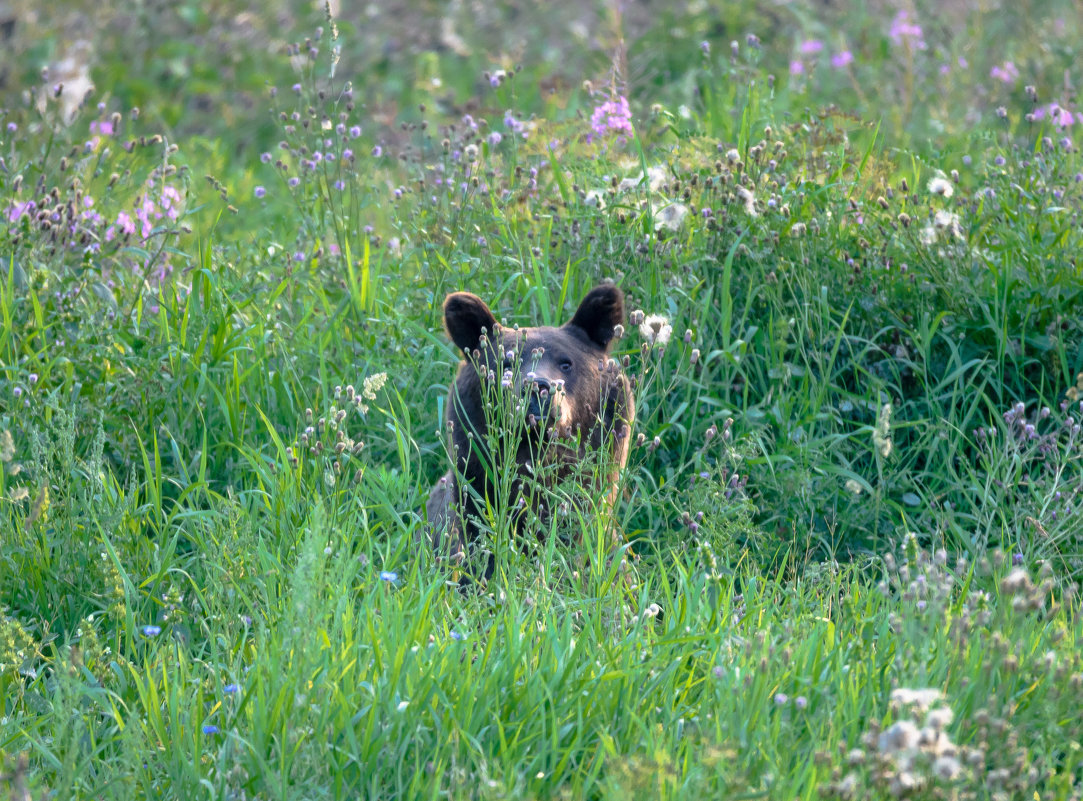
(443, 285, 625, 436)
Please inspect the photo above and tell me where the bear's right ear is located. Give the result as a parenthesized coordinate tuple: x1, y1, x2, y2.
(444, 292, 499, 353)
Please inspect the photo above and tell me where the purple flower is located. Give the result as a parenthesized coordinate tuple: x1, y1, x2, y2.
(488, 132, 503, 146)
(587, 93, 633, 143)
(260, 152, 272, 164)
(254, 186, 266, 199)
(370, 146, 381, 157)
(789, 60, 804, 75)
(450, 631, 466, 641)
(1013, 552, 1024, 566)
(700, 41, 710, 54)
(224, 683, 240, 694)
(333, 180, 345, 190)
(288, 177, 300, 188)
(349, 125, 361, 138)
(831, 50, 854, 68)
(774, 693, 789, 705)
(6, 200, 36, 222)
(889, 11, 926, 49)
(142, 625, 162, 637)
(293, 251, 305, 262)
(292, 83, 302, 93)
(380, 570, 398, 583)
(799, 39, 824, 55)
(202, 724, 220, 735)
(6, 122, 16, 132)
(89, 120, 114, 136)
(489, 75, 500, 88)
(990, 61, 1020, 85)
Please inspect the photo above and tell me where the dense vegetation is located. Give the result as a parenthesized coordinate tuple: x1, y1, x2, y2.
(1, 1, 1081, 798)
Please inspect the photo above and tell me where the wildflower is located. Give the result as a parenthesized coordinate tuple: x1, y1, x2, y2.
(845, 478, 863, 495)
(254, 186, 266, 199)
(371, 145, 382, 157)
(990, 61, 1020, 85)
(202, 724, 220, 735)
(799, 39, 824, 54)
(932, 755, 962, 781)
(890, 687, 942, 711)
(288, 177, 300, 188)
(736, 185, 756, 215)
(142, 625, 162, 637)
(927, 175, 953, 197)
(587, 93, 633, 143)
(831, 50, 854, 68)
(774, 693, 789, 705)
(653, 202, 688, 232)
(933, 210, 963, 239)
(362, 372, 387, 400)
(873, 403, 893, 458)
(292, 83, 302, 93)
(224, 683, 240, 694)
(925, 707, 953, 730)
(379, 570, 398, 583)
(450, 630, 466, 641)
(795, 696, 808, 709)
(789, 60, 804, 75)
(639, 315, 672, 347)
(889, 11, 926, 49)
(878, 720, 921, 754)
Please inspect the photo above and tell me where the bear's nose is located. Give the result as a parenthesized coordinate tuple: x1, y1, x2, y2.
(524, 372, 552, 423)
(530, 375, 552, 396)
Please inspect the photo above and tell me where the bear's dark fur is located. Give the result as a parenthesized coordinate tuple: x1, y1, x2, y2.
(425, 285, 635, 574)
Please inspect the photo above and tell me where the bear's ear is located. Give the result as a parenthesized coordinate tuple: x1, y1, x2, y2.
(567, 285, 624, 350)
(444, 292, 499, 353)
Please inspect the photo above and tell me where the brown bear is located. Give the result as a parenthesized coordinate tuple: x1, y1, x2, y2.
(425, 284, 635, 576)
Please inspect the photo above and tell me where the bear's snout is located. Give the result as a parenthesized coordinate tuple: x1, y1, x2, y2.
(523, 372, 563, 427)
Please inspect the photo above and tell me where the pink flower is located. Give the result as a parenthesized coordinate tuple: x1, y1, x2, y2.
(889, 11, 926, 49)
(831, 50, 854, 68)
(789, 60, 805, 75)
(799, 39, 824, 55)
(990, 61, 1020, 85)
(587, 93, 633, 143)
(1032, 103, 1078, 127)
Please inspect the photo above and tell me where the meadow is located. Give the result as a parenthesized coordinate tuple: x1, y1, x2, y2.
(1, 0, 1081, 798)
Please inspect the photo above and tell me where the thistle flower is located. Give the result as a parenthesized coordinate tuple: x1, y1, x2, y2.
(639, 314, 672, 347)
(927, 175, 953, 197)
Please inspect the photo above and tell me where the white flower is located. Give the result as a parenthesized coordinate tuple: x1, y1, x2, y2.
(362, 372, 387, 400)
(878, 720, 921, 755)
(653, 202, 688, 232)
(639, 314, 673, 347)
(584, 189, 606, 209)
(933, 209, 963, 239)
(890, 687, 942, 711)
(736, 185, 757, 216)
(927, 174, 954, 198)
(933, 755, 962, 781)
(925, 706, 954, 730)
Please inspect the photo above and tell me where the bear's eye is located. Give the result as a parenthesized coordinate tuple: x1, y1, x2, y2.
(559, 359, 573, 373)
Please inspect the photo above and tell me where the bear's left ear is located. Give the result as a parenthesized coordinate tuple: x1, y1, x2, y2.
(566, 285, 624, 350)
